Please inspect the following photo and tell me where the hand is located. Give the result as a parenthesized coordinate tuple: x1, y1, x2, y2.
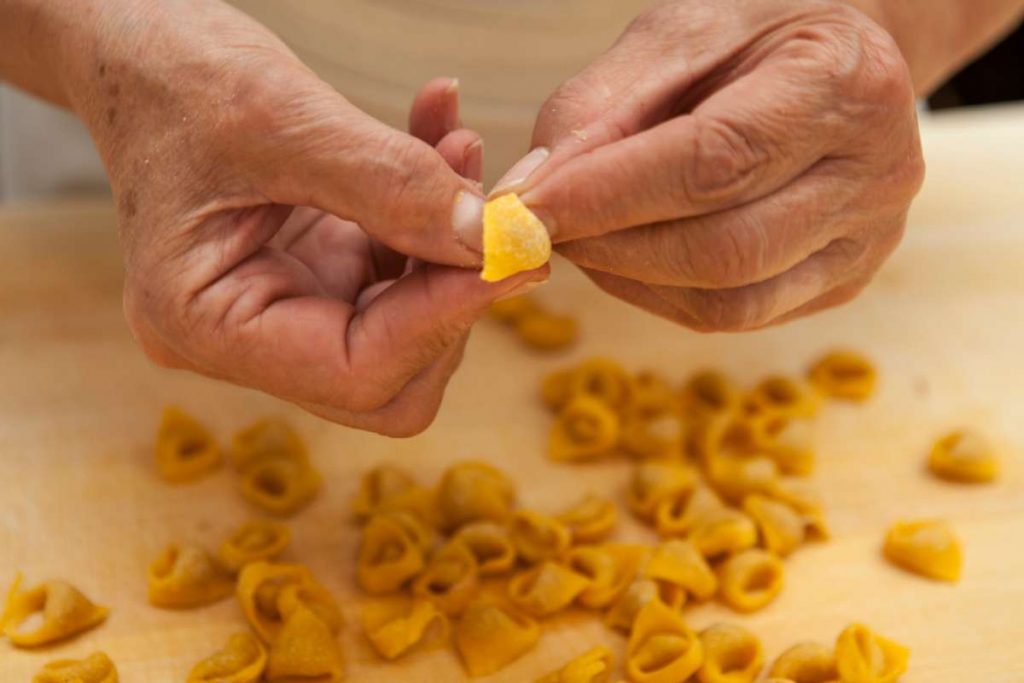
(71, 1, 545, 435)
(499, 0, 924, 331)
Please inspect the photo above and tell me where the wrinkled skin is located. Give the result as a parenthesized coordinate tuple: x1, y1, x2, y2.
(72, 1, 545, 436)
(513, 0, 925, 331)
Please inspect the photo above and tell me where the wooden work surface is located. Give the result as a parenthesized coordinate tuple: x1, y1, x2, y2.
(1, 104, 1023, 681)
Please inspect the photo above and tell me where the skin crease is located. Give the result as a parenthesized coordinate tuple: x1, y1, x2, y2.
(514, 0, 929, 332)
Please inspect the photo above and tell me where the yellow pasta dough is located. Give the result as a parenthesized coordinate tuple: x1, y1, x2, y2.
(568, 544, 647, 610)
(361, 597, 449, 661)
(834, 623, 909, 683)
(549, 395, 621, 462)
(351, 463, 436, 524)
(743, 494, 806, 557)
(807, 351, 876, 402)
(230, 417, 309, 471)
(626, 371, 678, 419)
(219, 519, 291, 573)
(357, 513, 427, 595)
(644, 540, 718, 602)
(265, 606, 344, 683)
(154, 406, 221, 483)
(681, 370, 740, 418)
(620, 411, 685, 460)
(882, 519, 962, 582)
(696, 623, 764, 683)
(451, 522, 518, 575)
(654, 486, 724, 538)
(509, 509, 572, 564)
(605, 578, 661, 633)
(238, 458, 321, 517)
(750, 377, 819, 419)
(537, 646, 614, 683)
(508, 561, 590, 617)
(481, 193, 551, 282)
(569, 358, 633, 412)
(764, 419, 817, 476)
(689, 507, 759, 559)
(188, 632, 267, 683)
(517, 311, 579, 350)
(928, 429, 999, 483)
(772, 479, 831, 541)
(437, 461, 516, 531)
(626, 599, 704, 683)
(628, 461, 698, 522)
(33, 652, 118, 683)
(454, 599, 541, 677)
(542, 369, 575, 411)
(769, 641, 838, 683)
(1, 574, 109, 647)
(237, 562, 340, 642)
(717, 549, 785, 613)
(412, 543, 481, 616)
(490, 295, 541, 323)
(705, 452, 780, 504)
(147, 544, 233, 609)
(557, 493, 618, 544)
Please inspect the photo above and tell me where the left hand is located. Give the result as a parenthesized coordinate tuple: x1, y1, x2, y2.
(497, 0, 925, 331)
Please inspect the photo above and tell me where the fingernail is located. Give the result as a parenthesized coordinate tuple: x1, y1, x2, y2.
(495, 277, 548, 302)
(452, 191, 484, 253)
(444, 78, 461, 132)
(490, 147, 550, 197)
(463, 139, 484, 183)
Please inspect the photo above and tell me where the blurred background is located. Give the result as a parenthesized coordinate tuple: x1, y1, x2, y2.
(1, 0, 1021, 202)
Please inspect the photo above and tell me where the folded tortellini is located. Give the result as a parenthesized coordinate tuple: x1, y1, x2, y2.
(680, 370, 740, 419)
(928, 429, 999, 483)
(1, 574, 109, 647)
(265, 605, 344, 683)
(567, 543, 647, 610)
(807, 350, 876, 402)
(605, 578, 662, 633)
(351, 463, 436, 524)
(357, 513, 428, 595)
(549, 395, 621, 462)
(237, 562, 341, 643)
(834, 623, 909, 683)
(508, 561, 590, 617)
(882, 519, 962, 582)
(155, 406, 222, 483)
(509, 509, 572, 564)
(451, 521, 517, 576)
(556, 493, 617, 544)
(33, 651, 118, 683)
(705, 452, 780, 504)
(361, 597, 449, 661)
(689, 507, 759, 559)
(750, 376, 820, 419)
(230, 417, 309, 470)
(147, 543, 234, 609)
(187, 632, 267, 683)
(644, 540, 717, 603)
(697, 623, 764, 683)
(568, 358, 633, 412)
(231, 418, 321, 516)
(517, 309, 579, 351)
(454, 599, 540, 678)
(743, 494, 807, 557)
(628, 461, 698, 522)
(219, 519, 291, 573)
(654, 486, 723, 538)
(717, 549, 785, 613)
(626, 599, 704, 683)
(536, 646, 614, 683)
(412, 542, 480, 616)
(437, 461, 516, 531)
(769, 641, 838, 683)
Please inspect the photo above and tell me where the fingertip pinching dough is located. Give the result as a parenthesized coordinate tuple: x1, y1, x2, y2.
(1, 573, 109, 647)
(481, 193, 551, 283)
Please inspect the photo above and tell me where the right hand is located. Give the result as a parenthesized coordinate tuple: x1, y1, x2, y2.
(66, 0, 546, 435)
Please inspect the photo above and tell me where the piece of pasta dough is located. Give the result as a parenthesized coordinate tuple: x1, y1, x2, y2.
(509, 510, 573, 564)
(33, 651, 118, 683)
(628, 462, 698, 522)
(187, 632, 267, 683)
(549, 395, 621, 462)
(451, 522, 518, 576)
(806, 350, 876, 401)
(237, 562, 341, 642)
(882, 519, 962, 582)
(155, 406, 222, 483)
(696, 623, 764, 683)
(490, 295, 541, 323)
(265, 606, 344, 683)
(750, 377, 819, 419)
(605, 578, 662, 633)
(764, 419, 817, 476)
(542, 369, 576, 411)
(769, 641, 838, 683)
(412, 543, 481, 616)
(689, 507, 759, 559)
(626, 371, 678, 419)
(361, 597, 449, 661)
(238, 458, 321, 517)
(557, 494, 618, 544)
(626, 598, 704, 683)
(705, 452, 780, 504)
(481, 193, 551, 282)
(1, 574, 109, 647)
(568, 543, 647, 610)
(147, 543, 234, 609)
(644, 540, 718, 602)
(517, 311, 579, 350)
(743, 494, 806, 557)
(536, 646, 614, 683)
(508, 561, 590, 617)
(834, 623, 909, 683)
(681, 370, 740, 418)
(357, 513, 428, 595)
(437, 461, 516, 531)
(351, 463, 436, 524)
(928, 429, 999, 483)
(654, 486, 724, 538)
(230, 417, 309, 471)
(454, 599, 541, 677)
(620, 411, 685, 460)
(717, 549, 785, 613)
(219, 519, 291, 573)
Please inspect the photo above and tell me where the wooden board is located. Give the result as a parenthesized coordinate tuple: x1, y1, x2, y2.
(1, 104, 1022, 681)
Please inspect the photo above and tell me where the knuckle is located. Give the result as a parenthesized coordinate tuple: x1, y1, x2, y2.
(673, 215, 768, 288)
(684, 288, 773, 333)
(679, 116, 767, 208)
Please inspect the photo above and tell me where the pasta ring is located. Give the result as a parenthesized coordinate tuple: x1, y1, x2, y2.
(2, 574, 108, 647)
(769, 641, 838, 683)
(696, 623, 764, 683)
(557, 494, 618, 544)
(33, 652, 118, 683)
(834, 623, 909, 683)
(147, 544, 233, 609)
(187, 632, 266, 683)
(717, 549, 785, 613)
(507, 561, 590, 617)
(218, 519, 291, 573)
(509, 509, 572, 564)
(454, 600, 540, 678)
(626, 598, 704, 683)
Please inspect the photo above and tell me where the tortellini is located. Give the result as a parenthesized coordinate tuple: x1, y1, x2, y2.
(237, 562, 341, 643)
(454, 600, 540, 677)
(549, 395, 621, 462)
(517, 310, 579, 350)
(412, 542, 480, 616)
(557, 494, 618, 544)
(750, 376, 819, 419)
(437, 461, 516, 531)
(605, 578, 662, 633)
(769, 641, 838, 683)
(154, 406, 221, 483)
(265, 605, 344, 683)
(509, 509, 572, 564)
(697, 623, 764, 683)
(743, 494, 806, 557)
(507, 561, 590, 617)
(351, 463, 436, 523)
(654, 486, 723, 538)
(218, 519, 291, 573)
(619, 411, 685, 460)
(882, 519, 962, 582)
(568, 358, 633, 412)
(357, 513, 428, 595)
(834, 623, 909, 683)
(537, 646, 614, 683)
(681, 370, 740, 418)
(567, 543, 648, 610)
(1, 574, 108, 647)
(717, 549, 785, 613)
(361, 597, 448, 661)
(231, 418, 321, 516)
(33, 652, 118, 683)
(451, 521, 517, 576)
(705, 452, 780, 504)
(644, 540, 717, 602)
(229, 417, 308, 470)
(928, 429, 999, 483)
(807, 350, 876, 402)
(147, 544, 233, 609)
(187, 632, 267, 683)
(489, 294, 541, 323)
(626, 599, 704, 683)
(689, 507, 759, 559)
(628, 461, 697, 522)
